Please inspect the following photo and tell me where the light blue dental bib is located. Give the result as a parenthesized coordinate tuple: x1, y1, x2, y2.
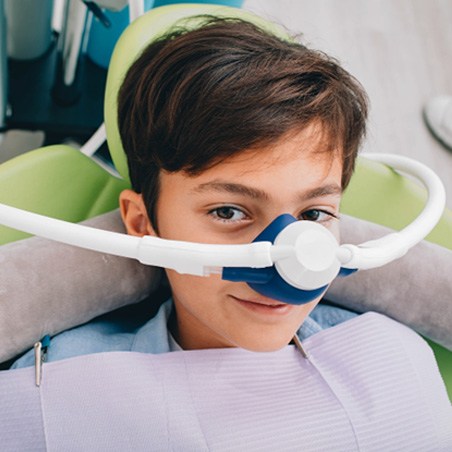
(1, 313, 451, 451)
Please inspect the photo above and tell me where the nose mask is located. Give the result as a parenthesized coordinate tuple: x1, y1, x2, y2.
(0, 153, 445, 305)
(223, 213, 354, 304)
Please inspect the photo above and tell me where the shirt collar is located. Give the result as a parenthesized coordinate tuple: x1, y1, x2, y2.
(131, 299, 174, 354)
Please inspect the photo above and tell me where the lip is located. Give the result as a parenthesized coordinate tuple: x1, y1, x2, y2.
(229, 295, 294, 316)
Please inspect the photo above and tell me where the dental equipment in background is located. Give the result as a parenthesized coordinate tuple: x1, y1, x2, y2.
(53, 0, 141, 106)
(0, 153, 446, 304)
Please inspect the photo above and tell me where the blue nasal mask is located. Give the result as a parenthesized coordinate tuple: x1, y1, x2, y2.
(0, 154, 446, 306)
(222, 214, 355, 305)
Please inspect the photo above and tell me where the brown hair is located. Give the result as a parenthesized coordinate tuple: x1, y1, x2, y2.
(118, 16, 368, 228)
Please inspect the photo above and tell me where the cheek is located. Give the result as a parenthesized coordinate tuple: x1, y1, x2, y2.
(166, 271, 226, 309)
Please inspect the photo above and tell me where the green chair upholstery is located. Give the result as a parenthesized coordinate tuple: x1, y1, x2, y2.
(0, 145, 128, 245)
(0, 4, 450, 399)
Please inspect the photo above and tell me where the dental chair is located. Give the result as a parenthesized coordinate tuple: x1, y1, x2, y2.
(0, 4, 451, 399)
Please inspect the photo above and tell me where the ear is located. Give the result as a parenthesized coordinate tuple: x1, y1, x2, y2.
(119, 189, 155, 237)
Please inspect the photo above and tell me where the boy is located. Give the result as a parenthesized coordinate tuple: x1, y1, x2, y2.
(14, 16, 366, 361)
(116, 16, 367, 352)
(11, 15, 452, 445)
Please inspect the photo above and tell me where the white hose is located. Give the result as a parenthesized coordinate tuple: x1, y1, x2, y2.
(338, 153, 446, 269)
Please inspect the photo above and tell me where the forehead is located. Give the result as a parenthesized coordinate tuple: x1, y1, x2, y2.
(221, 123, 341, 174)
(162, 125, 343, 200)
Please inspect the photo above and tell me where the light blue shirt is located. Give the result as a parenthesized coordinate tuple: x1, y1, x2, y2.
(12, 299, 357, 369)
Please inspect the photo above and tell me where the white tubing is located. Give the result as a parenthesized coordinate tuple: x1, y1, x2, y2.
(0, 203, 140, 259)
(364, 153, 446, 247)
(338, 153, 446, 269)
(137, 235, 273, 276)
(0, 203, 274, 275)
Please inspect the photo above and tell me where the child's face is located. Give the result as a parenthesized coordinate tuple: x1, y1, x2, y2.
(121, 125, 343, 352)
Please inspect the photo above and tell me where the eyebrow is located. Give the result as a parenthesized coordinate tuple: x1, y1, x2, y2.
(193, 181, 270, 200)
(192, 180, 342, 201)
(301, 184, 343, 200)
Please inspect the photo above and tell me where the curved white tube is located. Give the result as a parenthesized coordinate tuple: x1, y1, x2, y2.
(0, 202, 140, 259)
(0, 203, 274, 276)
(338, 153, 446, 269)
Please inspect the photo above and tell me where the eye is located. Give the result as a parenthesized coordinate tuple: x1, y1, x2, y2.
(299, 209, 336, 222)
(209, 206, 248, 223)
